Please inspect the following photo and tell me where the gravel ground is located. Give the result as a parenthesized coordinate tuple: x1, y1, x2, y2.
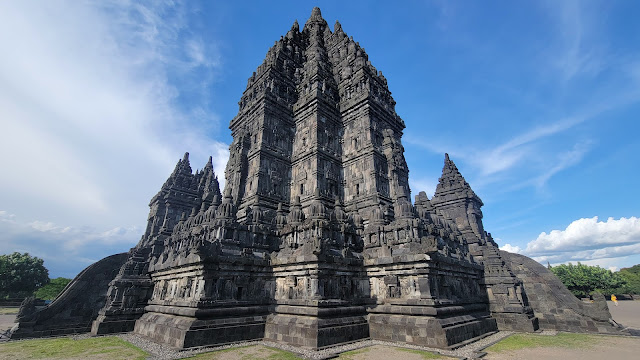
(113, 331, 513, 360)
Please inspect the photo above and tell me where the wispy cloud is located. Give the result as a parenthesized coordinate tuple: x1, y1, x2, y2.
(0, 1, 228, 226)
(476, 117, 586, 177)
(409, 1, 639, 198)
(531, 141, 591, 188)
(409, 177, 438, 198)
(548, 0, 605, 83)
(406, 115, 590, 191)
(0, 1, 229, 276)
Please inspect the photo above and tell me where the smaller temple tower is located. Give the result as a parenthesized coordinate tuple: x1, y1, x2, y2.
(431, 155, 538, 332)
(431, 153, 486, 249)
(91, 153, 222, 335)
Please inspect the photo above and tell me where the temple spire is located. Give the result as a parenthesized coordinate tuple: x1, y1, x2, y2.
(431, 153, 486, 243)
(200, 155, 221, 204)
(432, 153, 481, 205)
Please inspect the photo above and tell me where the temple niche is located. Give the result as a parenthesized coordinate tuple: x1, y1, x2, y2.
(11, 6, 626, 351)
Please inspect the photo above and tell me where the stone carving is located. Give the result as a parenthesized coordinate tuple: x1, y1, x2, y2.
(12, 6, 627, 350)
(15, 297, 37, 322)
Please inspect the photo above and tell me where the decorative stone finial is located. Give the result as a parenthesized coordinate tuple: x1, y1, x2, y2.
(334, 20, 343, 33)
(305, 6, 326, 27)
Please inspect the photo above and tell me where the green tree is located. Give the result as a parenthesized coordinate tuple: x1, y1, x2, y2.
(549, 262, 626, 298)
(34, 277, 72, 300)
(0, 252, 49, 299)
(617, 264, 640, 294)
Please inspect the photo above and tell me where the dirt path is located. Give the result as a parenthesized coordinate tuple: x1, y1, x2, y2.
(0, 314, 17, 333)
(608, 300, 640, 328)
(180, 345, 298, 359)
(336, 345, 451, 359)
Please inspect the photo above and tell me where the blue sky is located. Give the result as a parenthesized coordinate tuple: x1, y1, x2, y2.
(1, 0, 639, 278)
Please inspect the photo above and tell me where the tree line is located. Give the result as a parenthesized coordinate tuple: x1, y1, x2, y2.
(549, 262, 640, 298)
(0, 252, 71, 301)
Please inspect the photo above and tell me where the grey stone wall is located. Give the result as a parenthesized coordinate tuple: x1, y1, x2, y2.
(10, 253, 128, 339)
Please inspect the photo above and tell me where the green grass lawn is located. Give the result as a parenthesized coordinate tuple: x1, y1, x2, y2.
(486, 332, 604, 353)
(0, 336, 148, 360)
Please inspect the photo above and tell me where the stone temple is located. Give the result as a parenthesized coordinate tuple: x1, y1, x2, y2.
(11, 7, 626, 350)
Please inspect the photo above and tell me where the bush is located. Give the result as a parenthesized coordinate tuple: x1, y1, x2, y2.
(617, 265, 640, 294)
(35, 277, 72, 300)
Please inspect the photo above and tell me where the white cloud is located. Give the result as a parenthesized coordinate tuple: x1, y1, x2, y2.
(526, 216, 640, 254)
(513, 217, 640, 269)
(500, 243, 522, 253)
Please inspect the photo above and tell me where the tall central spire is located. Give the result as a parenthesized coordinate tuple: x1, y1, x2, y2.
(224, 7, 409, 224)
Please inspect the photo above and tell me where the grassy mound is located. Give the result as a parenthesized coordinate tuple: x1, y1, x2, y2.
(0, 336, 148, 360)
(486, 332, 603, 353)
